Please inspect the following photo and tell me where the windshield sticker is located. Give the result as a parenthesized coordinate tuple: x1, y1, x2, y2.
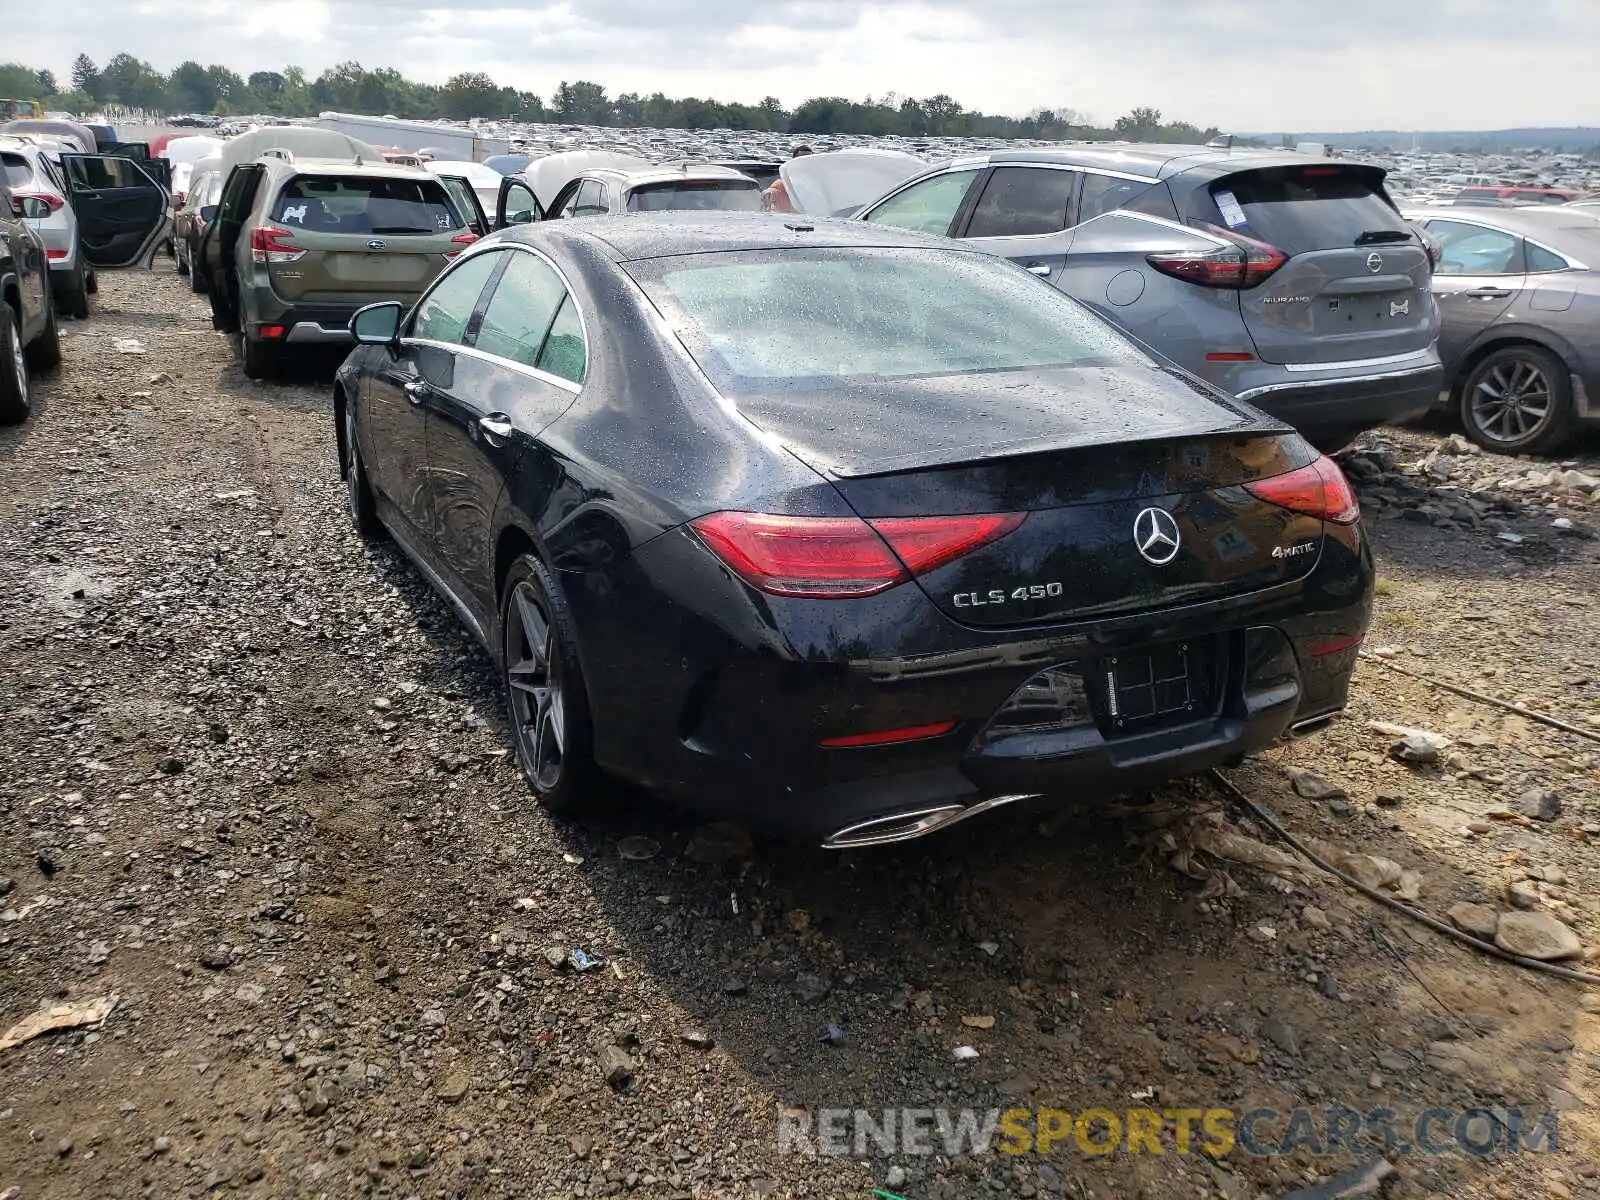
(281, 203, 308, 224)
(1215, 190, 1247, 228)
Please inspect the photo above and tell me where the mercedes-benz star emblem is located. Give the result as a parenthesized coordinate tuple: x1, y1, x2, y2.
(1366, 251, 1383, 273)
(1133, 507, 1181, 566)
(367, 239, 387, 250)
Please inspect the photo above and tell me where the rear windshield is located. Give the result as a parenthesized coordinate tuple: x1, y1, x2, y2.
(627, 247, 1147, 387)
(271, 175, 463, 235)
(1194, 166, 1411, 254)
(1, 153, 31, 188)
(626, 180, 762, 213)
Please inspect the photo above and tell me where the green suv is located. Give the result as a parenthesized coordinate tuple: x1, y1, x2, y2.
(199, 156, 486, 378)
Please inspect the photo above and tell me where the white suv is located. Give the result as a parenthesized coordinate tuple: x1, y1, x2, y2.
(0, 138, 91, 317)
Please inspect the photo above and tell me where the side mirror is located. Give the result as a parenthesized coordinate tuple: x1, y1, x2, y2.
(14, 196, 52, 219)
(169, 194, 183, 210)
(199, 205, 218, 223)
(349, 301, 403, 346)
(507, 207, 536, 225)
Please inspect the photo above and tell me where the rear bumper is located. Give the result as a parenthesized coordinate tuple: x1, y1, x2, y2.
(284, 321, 355, 345)
(583, 524, 1373, 844)
(245, 301, 365, 346)
(1236, 359, 1443, 437)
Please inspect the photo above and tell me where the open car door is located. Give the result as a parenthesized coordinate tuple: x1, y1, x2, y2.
(494, 176, 543, 228)
(198, 162, 266, 332)
(58, 153, 170, 267)
(780, 149, 929, 218)
(105, 143, 174, 190)
(436, 174, 489, 236)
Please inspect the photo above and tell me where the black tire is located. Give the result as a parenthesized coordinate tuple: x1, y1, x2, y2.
(0, 307, 31, 425)
(84, 269, 97, 295)
(241, 335, 281, 381)
(1458, 345, 1576, 456)
(175, 246, 189, 276)
(55, 263, 89, 319)
(500, 554, 598, 816)
(342, 398, 384, 540)
(24, 300, 61, 373)
(189, 239, 207, 294)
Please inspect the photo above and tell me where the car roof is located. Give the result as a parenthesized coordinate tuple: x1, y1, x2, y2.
(268, 159, 437, 181)
(1406, 206, 1600, 235)
(587, 164, 757, 188)
(974, 144, 1380, 182)
(497, 211, 976, 262)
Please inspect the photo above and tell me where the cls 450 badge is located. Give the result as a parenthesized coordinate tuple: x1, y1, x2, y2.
(953, 582, 1065, 608)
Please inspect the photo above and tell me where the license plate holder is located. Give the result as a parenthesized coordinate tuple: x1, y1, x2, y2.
(1104, 643, 1200, 731)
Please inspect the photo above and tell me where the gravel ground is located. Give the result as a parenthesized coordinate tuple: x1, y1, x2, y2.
(1, 267, 1599, 1200)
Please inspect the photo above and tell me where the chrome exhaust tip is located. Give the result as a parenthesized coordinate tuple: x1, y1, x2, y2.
(821, 793, 1042, 850)
(1287, 711, 1340, 737)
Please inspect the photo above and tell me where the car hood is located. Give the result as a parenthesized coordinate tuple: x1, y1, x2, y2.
(780, 149, 931, 218)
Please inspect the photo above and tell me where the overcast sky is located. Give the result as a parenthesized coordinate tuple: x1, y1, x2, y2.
(10, 0, 1599, 131)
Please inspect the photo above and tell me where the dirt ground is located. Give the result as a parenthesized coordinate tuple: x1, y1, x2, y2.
(1, 266, 1598, 1200)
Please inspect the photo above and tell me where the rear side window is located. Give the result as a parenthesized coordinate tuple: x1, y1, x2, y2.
(1525, 243, 1569, 272)
(1078, 174, 1168, 223)
(1, 154, 32, 188)
(475, 253, 567, 367)
(965, 167, 1075, 238)
(627, 180, 762, 213)
(1426, 220, 1522, 275)
(65, 156, 150, 190)
(1193, 167, 1411, 254)
(271, 175, 463, 235)
(862, 169, 980, 236)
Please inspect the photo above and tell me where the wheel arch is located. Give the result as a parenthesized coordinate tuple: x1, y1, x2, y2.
(332, 380, 351, 477)
(0, 271, 20, 323)
(1450, 330, 1579, 404)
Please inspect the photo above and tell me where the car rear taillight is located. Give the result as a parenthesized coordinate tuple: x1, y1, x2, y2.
(444, 231, 479, 259)
(1150, 226, 1286, 289)
(690, 511, 1026, 599)
(46, 248, 67, 260)
(13, 189, 63, 213)
(1244, 455, 1360, 524)
(249, 225, 305, 264)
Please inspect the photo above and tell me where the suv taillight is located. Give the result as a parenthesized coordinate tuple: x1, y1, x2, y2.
(1244, 455, 1360, 524)
(249, 225, 305, 264)
(12, 189, 63, 213)
(443, 231, 478, 259)
(1149, 225, 1287, 289)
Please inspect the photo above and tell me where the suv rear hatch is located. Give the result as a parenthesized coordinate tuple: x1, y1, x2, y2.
(259, 173, 469, 302)
(626, 179, 763, 212)
(1190, 164, 1434, 366)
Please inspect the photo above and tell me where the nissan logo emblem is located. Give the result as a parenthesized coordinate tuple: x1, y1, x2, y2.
(1133, 507, 1182, 566)
(1366, 251, 1383, 273)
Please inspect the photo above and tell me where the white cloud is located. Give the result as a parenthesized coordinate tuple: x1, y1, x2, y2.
(9, 0, 1599, 130)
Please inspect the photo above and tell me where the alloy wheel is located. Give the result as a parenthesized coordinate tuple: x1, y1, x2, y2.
(505, 581, 566, 791)
(1469, 357, 1552, 445)
(7, 316, 25, 404)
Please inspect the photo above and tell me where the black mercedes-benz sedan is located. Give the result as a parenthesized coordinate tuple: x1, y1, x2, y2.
(334, 214, 1372, 848)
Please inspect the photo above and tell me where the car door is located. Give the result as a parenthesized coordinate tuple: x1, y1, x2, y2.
(105, 143, 173, 190)
(858, 167, 984, 237)
(0, 178, 51, 340)
(199, 163, 265, 330)
(494, 177, 543, 227)
(544, 180, 583, 221)
(435, 174, 489, 236)
(363, 248, 506, 549)
(1417, 218, 1525, 376)
(57, 153, 168, 267)
(953, 165, 1081, 285)
(428, 247, 585, 613)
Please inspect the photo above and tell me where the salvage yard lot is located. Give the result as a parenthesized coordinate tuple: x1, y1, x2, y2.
(1, 269, 1599, 1200)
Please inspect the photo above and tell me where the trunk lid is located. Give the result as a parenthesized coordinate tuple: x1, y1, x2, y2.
(780, 149, 930, 218)
(264, 171, 463, 302)
(834, 431, 1326, 627)
(1195, 164, 1436, 366)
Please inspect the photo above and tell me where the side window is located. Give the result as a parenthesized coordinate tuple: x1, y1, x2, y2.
(537, 296, 587, 385)
(862, 169, 981, 236)
(1427, 221, 1521, 276)
(1078, 174, 1167, 223)
(502, 179, 540, 224)
(410, 250, 501, 345)
(965, 167, 1077, 239)
(475, 252, 568, 368)
(573, 179, 607, 217)
(1525, 243, 1569, 273)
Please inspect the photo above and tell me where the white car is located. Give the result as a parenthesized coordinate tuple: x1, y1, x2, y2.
(0, 137, 92, 317)
(422, 159, 504, 220)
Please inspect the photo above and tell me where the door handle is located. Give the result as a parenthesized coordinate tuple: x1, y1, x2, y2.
(1464, 287, 1512, 299)
(402, 379, 429, 404)
(1026, 263, 1053, 276)
(478, 414, 515, 444)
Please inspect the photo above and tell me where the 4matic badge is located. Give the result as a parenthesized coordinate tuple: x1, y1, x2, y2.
(1271, 540, 1317, 559)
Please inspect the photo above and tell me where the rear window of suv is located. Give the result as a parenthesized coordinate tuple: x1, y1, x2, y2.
(271, 175, 463, 235)
(626, 180, 762, 213)
(1192, 166, 1412, 254)
(1, 153, 31, 188)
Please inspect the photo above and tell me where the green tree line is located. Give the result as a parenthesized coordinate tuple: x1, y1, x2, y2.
(0, 54, 1218, 143)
